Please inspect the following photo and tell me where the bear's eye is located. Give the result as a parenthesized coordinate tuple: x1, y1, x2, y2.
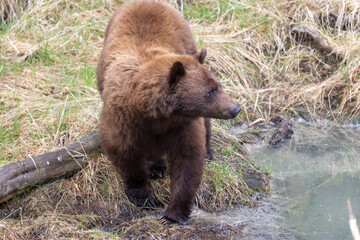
(206, 88, 216, 97)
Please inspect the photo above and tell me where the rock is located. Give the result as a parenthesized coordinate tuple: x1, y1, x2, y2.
(241, 168, 269, 191)
(269, 117, 293, 148)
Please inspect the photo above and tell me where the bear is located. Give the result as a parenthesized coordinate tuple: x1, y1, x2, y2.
(97, 0, 241, 225)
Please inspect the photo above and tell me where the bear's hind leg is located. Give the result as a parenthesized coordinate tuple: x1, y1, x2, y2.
(146, 154, 167, 179)
(106, 146, 157, 208)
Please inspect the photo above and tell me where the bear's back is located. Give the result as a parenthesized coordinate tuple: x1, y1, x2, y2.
(105, 0, 196, 55)
(97, 0, 197, 95)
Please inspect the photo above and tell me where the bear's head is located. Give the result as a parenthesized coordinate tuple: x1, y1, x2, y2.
(167, 49, 241, 120)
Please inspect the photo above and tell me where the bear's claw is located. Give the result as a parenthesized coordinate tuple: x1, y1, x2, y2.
(150, 167, 167, 179)
(159, 216, 188, 226)
(147, 161, 167, 180)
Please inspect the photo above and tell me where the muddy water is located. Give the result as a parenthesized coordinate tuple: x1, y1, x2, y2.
(249, 122, 360, 240)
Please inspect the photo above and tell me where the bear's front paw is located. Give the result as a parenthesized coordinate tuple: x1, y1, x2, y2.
(125, 187, 158, 208)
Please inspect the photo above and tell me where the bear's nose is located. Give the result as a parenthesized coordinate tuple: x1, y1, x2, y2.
(231, 105, 241, 118)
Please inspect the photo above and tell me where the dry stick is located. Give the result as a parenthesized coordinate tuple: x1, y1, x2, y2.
(0, 131, 100, 204)
(287, 24, 344, 61)
(348, 198, 360, 240)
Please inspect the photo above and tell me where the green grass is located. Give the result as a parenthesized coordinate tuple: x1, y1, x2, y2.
(221, 143, 236, 155)
(0, 120, 20, 163)
(183, 0, 274, 31)
(26, 43, 55, 66)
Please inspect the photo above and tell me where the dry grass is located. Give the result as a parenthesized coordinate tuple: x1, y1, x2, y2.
(0, 0, 113, 165)
(1, 0, 360, 238)
(0, 0, 28, 24)
(187, 0, 360, 122)
(0, 152, 258, 239)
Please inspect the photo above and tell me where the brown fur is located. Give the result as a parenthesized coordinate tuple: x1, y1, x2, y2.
(97, 0, 240, 225)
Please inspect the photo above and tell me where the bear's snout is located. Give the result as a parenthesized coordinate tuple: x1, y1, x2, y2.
(223, 103, 240, 119)
(215, 102, 241, 120)
(230, 105, 241, 118)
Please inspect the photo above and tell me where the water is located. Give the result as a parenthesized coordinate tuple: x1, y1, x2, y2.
(192, 193, 295, 240)
(249, 122, 360, 240)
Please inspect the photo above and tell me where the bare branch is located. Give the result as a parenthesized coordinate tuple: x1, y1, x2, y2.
(288, 24, 344, 61)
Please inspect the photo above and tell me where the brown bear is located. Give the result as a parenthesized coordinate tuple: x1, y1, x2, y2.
(97, 0, 240, 225)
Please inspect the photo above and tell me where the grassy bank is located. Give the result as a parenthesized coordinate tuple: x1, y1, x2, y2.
(1, 0, 359, 238)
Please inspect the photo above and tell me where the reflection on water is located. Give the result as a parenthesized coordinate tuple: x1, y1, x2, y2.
(251, 122, 360, 240)
(192, 193, 294, 240)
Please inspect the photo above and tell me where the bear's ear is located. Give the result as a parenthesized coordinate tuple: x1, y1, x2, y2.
(195, 48, 207, 64)
(169, 61, 185, 85)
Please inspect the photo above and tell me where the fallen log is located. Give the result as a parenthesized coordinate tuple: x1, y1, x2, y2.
(0, 131, 100, 204)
